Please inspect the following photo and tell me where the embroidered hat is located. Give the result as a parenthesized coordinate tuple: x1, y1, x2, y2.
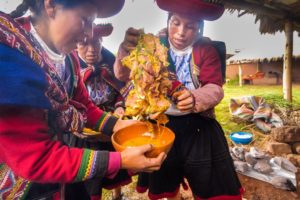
(156, 0, 224, 21)
(95, 0, 125, 18)
(93, 23, 113, 37)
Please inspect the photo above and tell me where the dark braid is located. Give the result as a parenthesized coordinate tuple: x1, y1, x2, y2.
(9, 0, 30, 18)
(10, 0, 45, 18)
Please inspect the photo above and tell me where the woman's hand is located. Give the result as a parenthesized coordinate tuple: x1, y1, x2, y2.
(120, 27, 143, 54)
(114, 27, 143, 82)
(172, 89, 195, 112)
(120, 144, 167, 173)
(113, 107, 125, 118)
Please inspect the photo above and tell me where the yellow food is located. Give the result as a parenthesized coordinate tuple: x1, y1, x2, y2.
(122, 33, 171, 118)
(122, 136, 166, 148)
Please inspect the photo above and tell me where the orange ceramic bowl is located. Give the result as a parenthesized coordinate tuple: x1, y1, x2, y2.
(112, 122, 175, 158)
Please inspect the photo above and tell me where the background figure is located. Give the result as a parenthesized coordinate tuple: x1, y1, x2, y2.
(0, 0, 166, 199)
(67, 24, 128, 200)
(78, 23, 125, 117)
(114, 0, 243, 199)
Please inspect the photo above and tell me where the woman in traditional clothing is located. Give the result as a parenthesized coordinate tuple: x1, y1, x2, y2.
(66, 24, 128, 200)
(78, 24, 125, 117)
(114, 0, 243, 199)
(0, 0, 166, 199)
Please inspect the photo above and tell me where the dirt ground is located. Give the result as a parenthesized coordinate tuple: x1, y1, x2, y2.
(238, 174, 299, 200)
(102, 144, 300, 199)
(103, 174, 299, 200)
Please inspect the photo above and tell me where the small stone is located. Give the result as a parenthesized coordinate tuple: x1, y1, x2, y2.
(245, 152, 257, 166)
(253, 159, 273, 174)
(272, 156, 297, 173)
(271, 126, 300, 143)
(292, 142, 300, 154)
(232, 146, 245, 161)
(286, 154, 300, 167)
(249, 147, 268, 159)
(234, 161, 249, 173)
(266, 142, 292, 155)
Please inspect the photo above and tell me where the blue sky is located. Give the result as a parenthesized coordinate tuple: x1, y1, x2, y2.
(2, 0, 300, 58)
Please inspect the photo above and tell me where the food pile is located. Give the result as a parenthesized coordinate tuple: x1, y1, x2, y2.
(122, 33, 171, 119)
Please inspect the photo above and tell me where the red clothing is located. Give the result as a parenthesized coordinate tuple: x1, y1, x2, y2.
(193, 40, 223, 87)
(18, 17, 118, 134)
(168, 39, 223, 95)
(0, 106, 84, 183)
(66, 52, 118, 133)
(0, 12, 120, 200)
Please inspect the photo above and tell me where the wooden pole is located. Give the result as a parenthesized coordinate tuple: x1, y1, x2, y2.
(256, 62, 261, 72)
(283, 20, 293, 102)
(239, 62, 243, 86)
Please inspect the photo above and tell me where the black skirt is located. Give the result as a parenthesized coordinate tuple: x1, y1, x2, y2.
(137, 114, 243, 200)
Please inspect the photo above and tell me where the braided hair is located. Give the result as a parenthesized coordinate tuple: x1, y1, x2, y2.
(10, 0, 33, 18)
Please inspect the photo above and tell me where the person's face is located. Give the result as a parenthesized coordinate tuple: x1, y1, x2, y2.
(47, 3, 97, 54)
(168, 14, 200, 50)
(77, 37, 103, 65)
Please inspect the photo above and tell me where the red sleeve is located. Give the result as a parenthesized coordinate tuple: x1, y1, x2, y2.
(196, 44, 223, 87)
(70, 53, 118, 134)
(0, 106, 84, 183)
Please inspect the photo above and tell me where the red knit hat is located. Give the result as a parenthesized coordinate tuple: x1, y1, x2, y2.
(156, 0, 224, 21)
(93, 23, 113, 38)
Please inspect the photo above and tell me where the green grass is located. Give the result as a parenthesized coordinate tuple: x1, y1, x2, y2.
(215, 84, 300, 138)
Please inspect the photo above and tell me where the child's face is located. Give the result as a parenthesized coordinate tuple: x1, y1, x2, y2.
(168, 14, 200, 50)
(77, 37, 102, 65)
(47, 3, 97, 54)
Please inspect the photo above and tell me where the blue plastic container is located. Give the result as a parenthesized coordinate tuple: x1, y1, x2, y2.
(229, 131, 253, 145)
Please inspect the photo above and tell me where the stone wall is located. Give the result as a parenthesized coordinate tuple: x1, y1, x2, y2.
(290, 110, 300, 125)
(266, 126, 300, 168)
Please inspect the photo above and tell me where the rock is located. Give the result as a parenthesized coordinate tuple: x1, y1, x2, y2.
(250, 147, 269, 159)
(232, 146, 245, 161)
(290, 110, 300, 125)
(253, 159, 273, 174)
(271, 126, 300, 143)
(234, 161, 249, 173)
(245, 152, 257, 166)
(229, 147, 239, 161)
(272, 156, 297, 173)
(273, 106, 290, 124)
(286, 154, 300, 167)
(230, 152, 240, 161)
(292, 142, 300, 154)
(270, 176, 297, 191)
(266, 142, 292, 155)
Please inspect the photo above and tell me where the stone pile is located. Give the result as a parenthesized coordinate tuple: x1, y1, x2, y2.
(266, 126, 300, 168)
(230, 146, 297, 191)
